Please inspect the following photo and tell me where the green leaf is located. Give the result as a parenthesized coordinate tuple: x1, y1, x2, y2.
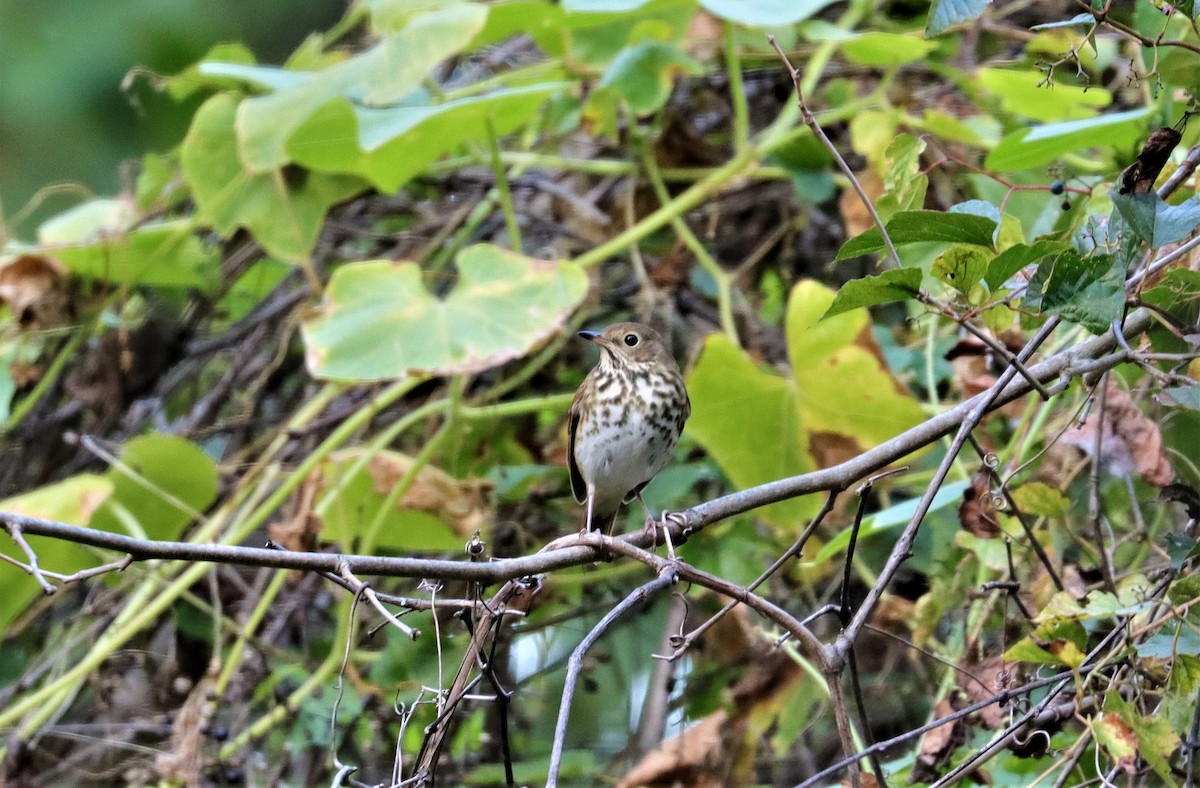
(563, 0, 654, 10)
(1004, 618, 1088, 667)
(1099, 694, 1181, 785)
(823, 268, 922, 319)
(841, 32, 937, 67)
(1025, 251, 1124, 333)
(698, 0, 836, 26)
(835, 210, 998, 260)
(317, 450, 473, 552)
(41, 220, 219, 290)
(985, 108, 1151, 171)
(685, 333, 816, 529)
(0, 474, 115, 630)
(1164, 386, 1200, 411)
(165, 42, 259, 100)
(877, 134, 927, 221)
(235, 4, 487, 172)
(931, 243, 991, 296)
(1009, 481, 1068, 518)
(789, 281, 926, 450)
(563, 0, 696, 68)
(288, 83, 567, 192)
(594, 41, 702, 115)
(926, 0, 991, 36)
(301, 245, 588, 381)
(90, 435, 219, 542)
(809, 481, 970, 565)
(181, 93, 366, 261)
(977, 67, 1111, 123)
(1110, 192, 1200, 248)
(984, 240, 1069, 291)
(473, 0, 567, 56)
(37, 198, 136, 243)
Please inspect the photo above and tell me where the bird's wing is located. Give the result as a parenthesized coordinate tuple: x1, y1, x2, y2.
(567, 385, 587, 504)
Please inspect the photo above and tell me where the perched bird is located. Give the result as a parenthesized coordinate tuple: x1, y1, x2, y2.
(567, 322, 691, 536)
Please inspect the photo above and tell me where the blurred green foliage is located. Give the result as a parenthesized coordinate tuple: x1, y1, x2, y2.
(0, 0, 343, 238)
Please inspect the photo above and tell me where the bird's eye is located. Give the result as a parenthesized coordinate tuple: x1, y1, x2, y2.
(624, 334, 639, 347)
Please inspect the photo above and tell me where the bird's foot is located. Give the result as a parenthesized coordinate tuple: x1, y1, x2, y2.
(644, 511, 685, 562)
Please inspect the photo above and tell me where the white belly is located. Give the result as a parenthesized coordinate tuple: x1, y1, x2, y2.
(575, 382, 678, 512)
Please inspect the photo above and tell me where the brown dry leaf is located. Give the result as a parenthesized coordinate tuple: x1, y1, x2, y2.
(808, 431, 862, 471)
(842, 773, 880, 788)
(840, 171, 884, 239)
(360, 450, 491, 537)
(271, 471, 323, 554)
(154, 674, 215, 788)
(959, 469, 1001, 538)
(1061, 380, 1174, 486)
(959, 655, 1018, 730)
(0, 253, 69, 329)
(1118, 127, 1182, 196)
(912, 696, 963, 781)
(683, 11, 723, 60)
(618, 709, 736, 788)
(649, 239, 693, 290)
(8, 361, 43, 388)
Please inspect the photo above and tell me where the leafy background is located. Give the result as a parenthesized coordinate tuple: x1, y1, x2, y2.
(1, 0, 1199, 785)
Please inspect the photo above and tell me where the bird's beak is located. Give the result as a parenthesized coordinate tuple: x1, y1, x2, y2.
(579, 329, 615, 351)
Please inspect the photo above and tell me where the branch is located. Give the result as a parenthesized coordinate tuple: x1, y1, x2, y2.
(546, 563, 677, 787)
(2, 309, 1152, 593)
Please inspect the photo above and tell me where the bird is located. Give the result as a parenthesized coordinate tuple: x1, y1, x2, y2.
(567, 322, 691, 541)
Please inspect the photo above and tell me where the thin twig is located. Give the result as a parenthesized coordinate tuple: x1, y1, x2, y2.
(545, 561, 677, 788)
(767, 34, 901, 268)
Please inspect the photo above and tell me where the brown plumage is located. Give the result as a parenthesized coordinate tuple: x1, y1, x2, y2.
(567, 322, 690, 532)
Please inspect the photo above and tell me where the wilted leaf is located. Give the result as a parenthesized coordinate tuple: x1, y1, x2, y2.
(1004, 618, 1087, 667)
(0, 254, 68, 328)
(313, 449, 491, 551)
(1117, 127, 1182, 196)
(302, 245, 588, 380)
(1093, 709, 1139, 775)
(958, 470, 1000, 538)
(1061, 379, 1174, 486)
(1098, 694, 1181, 783)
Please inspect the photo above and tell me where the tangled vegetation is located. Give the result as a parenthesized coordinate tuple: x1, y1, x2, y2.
(1, 1, 1199, 785)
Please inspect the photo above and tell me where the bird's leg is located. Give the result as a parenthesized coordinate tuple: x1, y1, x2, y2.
(584, 485, 596, 534)
(636, 492, 677, 562)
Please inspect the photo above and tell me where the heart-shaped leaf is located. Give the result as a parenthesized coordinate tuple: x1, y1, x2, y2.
(302, 245, 588, 380)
